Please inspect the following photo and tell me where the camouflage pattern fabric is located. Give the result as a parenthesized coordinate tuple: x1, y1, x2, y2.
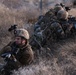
(0, 41, 34, 74)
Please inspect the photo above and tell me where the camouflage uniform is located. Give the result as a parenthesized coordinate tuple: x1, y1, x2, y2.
(34, 4, 64, 32)
(0, 29, 34, 74)
(50, 21, 64, 40)
(57, 10, 73, 36)
(42, 5, 64, 41)
(33, 4, 65, 46)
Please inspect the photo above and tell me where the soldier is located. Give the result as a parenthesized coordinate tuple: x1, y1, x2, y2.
(34, 3, 64, 31)
(54, 4, 64, 16)
(43, 3, 64, 27)
(0, 28, 34, 75)
(42, 5, 64, 41)
(57, 9, 73, 37)
(33, 4, 65, 47)
(49, 21, 64, 40)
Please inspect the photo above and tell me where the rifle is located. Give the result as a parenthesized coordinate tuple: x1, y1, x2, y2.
(32, 22, 52, 49)
(35, 15, 44, 25)
(68, 16, 76, 29)
(1, 51, 17, 62)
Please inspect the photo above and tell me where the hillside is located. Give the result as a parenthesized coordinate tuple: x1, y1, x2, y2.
(0, 0, 76, 75)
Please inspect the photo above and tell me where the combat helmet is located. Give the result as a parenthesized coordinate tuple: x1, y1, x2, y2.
(16, 28, 29, 40)
(57, 10, 68, 20)
(54, 5, 64, 14)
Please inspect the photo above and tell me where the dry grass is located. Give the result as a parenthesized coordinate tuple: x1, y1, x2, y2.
(0, 3, 39, 49)
(0, 1, 76, 75)
(12, 39, 76, 75)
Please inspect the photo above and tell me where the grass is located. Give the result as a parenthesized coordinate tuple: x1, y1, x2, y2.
(0, 1, 76, 75)
(12, 39, 76, 75)
(0, 3, 39, 49)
